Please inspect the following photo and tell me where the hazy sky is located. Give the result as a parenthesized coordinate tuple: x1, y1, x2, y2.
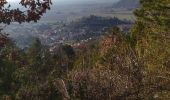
(7, 0, 119, 3)
(7, 0, 119, 9)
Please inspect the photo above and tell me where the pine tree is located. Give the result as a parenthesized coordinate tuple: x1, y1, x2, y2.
(27, 38, 43, 68)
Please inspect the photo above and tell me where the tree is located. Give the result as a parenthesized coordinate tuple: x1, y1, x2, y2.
(0, 0, 53, 97)
(0, 0, 52, 49)
(0, 32, 8, 50)
(27, 38, 43, 68)
(131, 0, 170, 99)
(0, 0, 52, 24)
(0, 1, 70, 99)
(0, 40, 21, 99)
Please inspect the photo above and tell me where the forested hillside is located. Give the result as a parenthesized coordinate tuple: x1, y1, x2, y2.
(0, 0, 170, 99)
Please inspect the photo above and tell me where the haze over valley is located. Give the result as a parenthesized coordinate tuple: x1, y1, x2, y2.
(4, 0, 138, 48)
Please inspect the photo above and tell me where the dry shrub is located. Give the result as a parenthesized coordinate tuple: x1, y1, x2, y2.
(68, 65, 138, 100)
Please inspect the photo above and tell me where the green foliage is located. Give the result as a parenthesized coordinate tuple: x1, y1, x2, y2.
(0, 0, 170, 99)
(133, 0, 170, 73)
(27, 38, 43, 68)
(131, 0, 170, 98)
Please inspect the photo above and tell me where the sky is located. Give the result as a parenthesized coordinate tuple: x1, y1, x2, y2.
(7, 0, 119, 3)
(6, 0, 119, 10)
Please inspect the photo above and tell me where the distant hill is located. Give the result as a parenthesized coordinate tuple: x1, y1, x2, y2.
(6, 16, 132, 48)
(62, 15, 132, 41)
(113, 0, 139, 10)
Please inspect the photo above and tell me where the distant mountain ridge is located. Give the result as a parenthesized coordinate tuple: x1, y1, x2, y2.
(113, 0, 139, 9)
